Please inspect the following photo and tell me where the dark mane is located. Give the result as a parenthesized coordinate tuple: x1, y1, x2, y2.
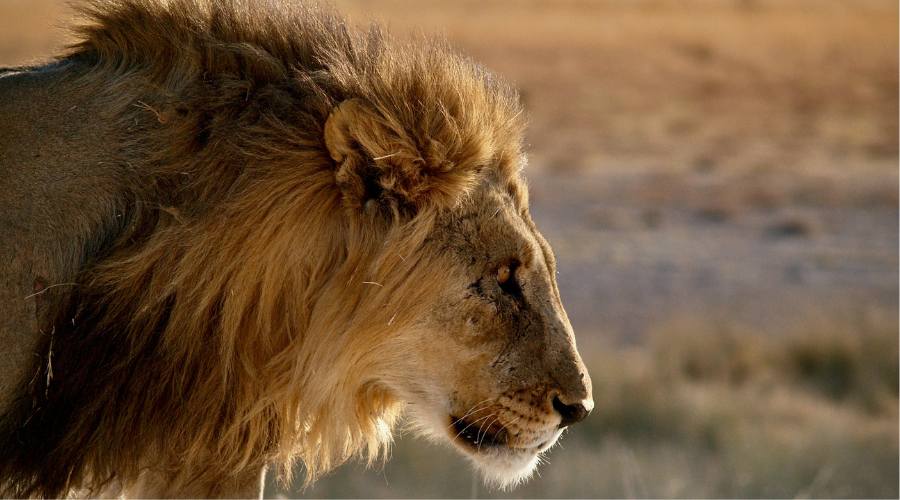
(66, 0, 525, 212)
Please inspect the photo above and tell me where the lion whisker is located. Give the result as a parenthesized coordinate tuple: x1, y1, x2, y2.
(450, 399, 494, 424)
(503, 415, 522, 430)
(24, 282, 77, 300)
(476, 415, 500, 453)
(452, 413, 494, 442)
(448, 399, 495, 429)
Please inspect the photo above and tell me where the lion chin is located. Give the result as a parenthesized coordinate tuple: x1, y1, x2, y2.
(450, 416, 564, 489)
(467, 448, 542, 490)
(407, 405, 563, 490)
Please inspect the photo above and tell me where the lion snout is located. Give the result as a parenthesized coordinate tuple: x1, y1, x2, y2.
(551, 394, 592, 427)
(546, 367, 594, 428)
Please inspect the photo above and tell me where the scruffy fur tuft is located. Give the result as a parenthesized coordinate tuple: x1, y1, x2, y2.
(0, 0, 526, 497)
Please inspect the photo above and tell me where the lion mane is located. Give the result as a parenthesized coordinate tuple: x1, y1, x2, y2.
(0, 0, 524, 497)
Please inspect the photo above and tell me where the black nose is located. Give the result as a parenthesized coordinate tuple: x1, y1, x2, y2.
(552, 396, 589, 427)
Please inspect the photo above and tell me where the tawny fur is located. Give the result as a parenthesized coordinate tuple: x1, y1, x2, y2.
(0, 0, 525, 497)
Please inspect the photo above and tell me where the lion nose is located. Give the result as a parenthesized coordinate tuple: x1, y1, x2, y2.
(552, 395, 593, 427)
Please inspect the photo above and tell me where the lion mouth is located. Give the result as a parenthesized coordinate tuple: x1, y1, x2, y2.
(449, 415, 509, 451)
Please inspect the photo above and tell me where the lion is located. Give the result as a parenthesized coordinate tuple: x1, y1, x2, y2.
(0, 0, 593, 497)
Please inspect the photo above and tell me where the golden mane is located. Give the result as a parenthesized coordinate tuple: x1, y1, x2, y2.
(0, 0, 525, 496)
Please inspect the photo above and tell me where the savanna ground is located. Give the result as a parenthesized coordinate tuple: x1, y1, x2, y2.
(1, 0, 897, 497)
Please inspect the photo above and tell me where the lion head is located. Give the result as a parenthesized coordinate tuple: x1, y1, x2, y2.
(0, 0, 591, 496)
(324, 99, 594, 487)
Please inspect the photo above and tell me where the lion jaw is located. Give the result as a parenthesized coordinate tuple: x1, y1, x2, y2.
(404, 398, 563, 490)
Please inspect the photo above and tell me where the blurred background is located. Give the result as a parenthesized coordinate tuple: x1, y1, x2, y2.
(1, 0, 897, 497)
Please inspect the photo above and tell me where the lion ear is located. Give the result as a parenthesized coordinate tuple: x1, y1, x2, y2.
(324, 99, 480, 215)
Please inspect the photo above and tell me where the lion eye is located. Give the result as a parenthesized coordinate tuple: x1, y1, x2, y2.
(496, 260, 522, 297)
(497, 264, 512, 285)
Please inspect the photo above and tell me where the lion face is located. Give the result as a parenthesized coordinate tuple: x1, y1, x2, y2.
(384, 183, 593, 488)
(324, 96, 590, 487)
